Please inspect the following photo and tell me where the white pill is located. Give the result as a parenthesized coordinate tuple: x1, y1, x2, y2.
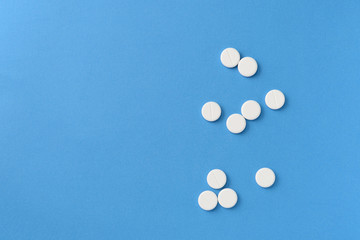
(241, 100, 261, 120)
(198, 190, 218, 211)
(265, 90, 285, 110)
(220, 48, 240, 68)
(218, 188, 238, 208)
(238, 57, 258, 77)
(201, 101, 221, 122)
(226, 114, 246, 134)
(255, 168, 276, 188)
(207, 169, 227, 189)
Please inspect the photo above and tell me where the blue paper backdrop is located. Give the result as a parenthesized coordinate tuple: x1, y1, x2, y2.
(0, 0, 360, 239)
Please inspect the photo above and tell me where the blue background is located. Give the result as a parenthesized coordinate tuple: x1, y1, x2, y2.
(0, 0, 360, 239)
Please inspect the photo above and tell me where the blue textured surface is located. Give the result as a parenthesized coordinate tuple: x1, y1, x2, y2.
(1, 0, 360, 239)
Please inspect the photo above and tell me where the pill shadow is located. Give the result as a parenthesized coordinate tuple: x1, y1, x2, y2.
(254, 63, 261, 78)
(270, 171, 279, 189)
(211, 204, 221, 213)
(257, 171, 279, 190)
(227, 66, 239, 74)
(279, 94, 288, 111)
(256, 106, 266, 121)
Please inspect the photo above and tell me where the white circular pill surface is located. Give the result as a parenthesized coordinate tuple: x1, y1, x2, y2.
(238, 57, 258, 77)
(218, 188, 238, 208)
(201, 101, 221, 122)
(198, 190, 218, 211)
(265, 90, 285, 110)
(255, 168, 276, 188)
(220, 48, 240, 68)
(226, 114, 246, 134)
(207, 169, 227, 189)
(241, 100, 261, 120)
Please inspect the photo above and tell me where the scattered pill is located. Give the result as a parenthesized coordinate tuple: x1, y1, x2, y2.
(241, 100, 261, 120)
(255, 168, 276, 188)
(220, 48, 240, 68)
(238, 57, 258, 77)
(265, 90, 285, 110)
(218, 188, 238, 208)
(226, 114, 246, 134)
(207, 169, 227, 189)
(198, 190, 218, 211)
(201, 101, 221, 122)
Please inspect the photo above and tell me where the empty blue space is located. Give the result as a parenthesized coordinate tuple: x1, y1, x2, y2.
(0, 0, 359, 239)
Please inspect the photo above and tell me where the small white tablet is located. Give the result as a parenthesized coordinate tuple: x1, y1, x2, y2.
(241, 100, 261, 120)
(218, 188, 238, 208)
(207, 169, 227, 189)
(238, 57, 258, 77)
(226, 114, 246, 134)
(255, 168, 276, 188)
(265, 90, 285, 110)
(220, 48, 240, 68)
(201, 101, 221, 122)
(198, 190, 218, 211)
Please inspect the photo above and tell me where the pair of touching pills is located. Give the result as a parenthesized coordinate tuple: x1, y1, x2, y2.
(220, 48, 258, 77)
(198, 169, 238, 211)
(226, 100, 262, 133)
(198, 189, 238, 211)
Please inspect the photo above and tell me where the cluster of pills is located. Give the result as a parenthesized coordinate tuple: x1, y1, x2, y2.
(201, 47, 285, 133)
(220, 47, 258, 77)
(198, 169, 238, 211)
(198, 168, 276, 211)
(198, 47, 282, 212)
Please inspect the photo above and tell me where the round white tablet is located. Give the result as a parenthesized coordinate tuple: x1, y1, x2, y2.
(207, 169, 227, 189)
(255, 168, 276, 188)
(226, 114, 246, 134)
(218, 188, 238, 208)
(238, 57, 258, 77)
(220, 48, 240, 68)
(265, 90, 285, 110)
(201, 101, 221, 122)
(241, 100, 261, 120)
(198, 190, 218, 211)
